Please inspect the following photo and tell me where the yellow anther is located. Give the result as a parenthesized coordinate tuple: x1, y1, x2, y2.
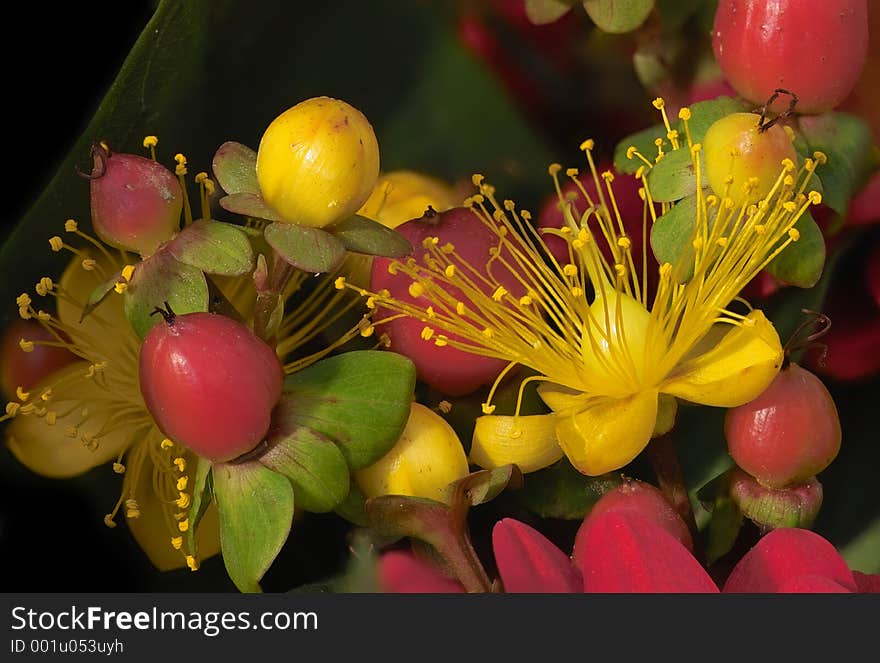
(472, 174, 485, 187)
(113, 282, 127, 294)
(519, 295, 533, 306)
(548, 163, 562, 176)
(482, 327, 494, 339)
(571, 287, 584, 296)
(161, 438, 174, 449)
(81, 258, 97, 271)
(104, 515, 117, 528)
(176, 492, 191, 509)
(20, 403, 36, 415)
(617, 236, 631, 250)
(783, 201, 798, 213)
(178, 519, 190, 532)
(174, 153, 187, 165)
(438, 400, 452, 414)
(808, 191, 822, 205)
(421, 326, 435, 341)
(112, 462, 125, 474)
(34, 311, 49, 322)
(746, 177, 760, 190)
(652, 97, 665, 110)
(36, 277, 54, 295)
(204, 180, 215, 195)
(334, 276, 347, 290)
(49, 236, 63, 252)
(16, 386, 29, 402)
(121, 264, 136, 281)
(716, 237, 729, 247)
(492, 286, 508, 302)
(421, 236, 440, 248)
(45, 411, 57, 425)
(171, 536, 183, 550)
(580, 139, 595, 152)
(444, 264, 456, 278)
(455, 302, 466, 315)
(692, 237, 704, 251)
(125, 499, 140, 519)
(434, 335, 448, 347)
(143, 135, 158, 148)
(64, 425, 78, 438)
(195, 172, 208, 184)
(439, 242, 455, 255)
(360, 324, 374, 338)
(754, 225, 766, 236)
(64, 219, 78, 232)
(40, 388, 51, 401)
(5, 402, 20, 417)
(408, 282, 425, 298)
(16, 293, 31, 308)
(481, 403, 496, 414)
(18, 307, 30, 320)
(559, 226, 572, 235)
(175, 163, 187, 176)
(723, 197, 736, 210)
(678, 107, 691, 121)
(812, 151, 828, 165)
(614, 264, 626, 277)
(690, 143, 702, 154)
(503, 199, 516, 211)
(781, 158, 795, 172)
(565, 168, 579, 178)
(365, 296, 377, 310)
(788, 228, 801, 242)
(602, 170, 615, 183)
(521, 210, 532, 221)
(783, 125, 796, 142)
(563, 264, 578, 277)
(173, 457, 186, 472)
(626, 146, 638, 160)
(18, 339, 34, 353)
(186, 556, 199, 572)
(176, 476, 189, 491)
(667, 130, 679, 141)
(783, 175, 795, 187)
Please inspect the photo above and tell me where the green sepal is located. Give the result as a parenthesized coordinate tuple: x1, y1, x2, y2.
(583, 0, 654, 34)
(327, 215, 413, 258)
(614, 124, 665, 174)
(646, 146, 699, 202)
(650, 193, 698, 282)
(80, 268, 123, 322)
(123, 250, 209, 338)
(280, 351, 416, 469)
(445, 464, 523, 507)
(518, 460, 621, 519)
(184, 455, 214, 554)
(524, 0, 576, 24)
(212, 460, 294, 593)
(334, 483, 369, 527)
(165, 219, 255, 276)
(705, 495, 743, 565)
(219, 192, 284, 222)
(259, 419, 350, 513)
(212, 141, 259, 196)
(264, 222, 346, 274)
(765, 211, 825, 288)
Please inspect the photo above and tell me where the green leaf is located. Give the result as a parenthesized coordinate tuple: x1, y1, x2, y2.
(123, 249, 209, 338)
(219, 192, 284, 222)
(705, 496, 743, 565)
(334, 483, 369, 527)
(264, 222, 346, 274)
(185, 455, 214, 554)
(798, 113, 874, 213)
(328, 215, 413, 258)
(213, 460, 294, 593)
(166, 219, 255, 276)
(765, 211, 825, 288)
(646, 146, 698, 202)
(583, 0, 654, 33)
(518, 460, 621, 519)
(678, 96, 750, 146)
(212, 141, 259, 196)
(260, 420, 350, 513)
(614, 124, 665, 174)
(650, 193, 697, 281)
(281, 351, 416, 469)
(446, 465, 523, 507)
(524, 0, 575, 24)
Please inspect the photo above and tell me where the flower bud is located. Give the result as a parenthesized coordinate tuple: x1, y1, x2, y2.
(729, 468, 823, 530)
(354, 403, 469, 503)
(256, 97, 380, 228)
(492, 518, 581, 593)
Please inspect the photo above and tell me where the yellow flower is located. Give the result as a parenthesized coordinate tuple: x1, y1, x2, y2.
(355, 402, 469, 503)
(339, 104, 822, 476)
(256, 97, 380, 228)
(358, 170, 458, 229)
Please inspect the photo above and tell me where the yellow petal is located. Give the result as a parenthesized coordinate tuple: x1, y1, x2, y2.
(6, 363, 132, 478)
(662, 309, 783, 407)
(536, 382, 590, 414)
(125, 458, 221, 572)
(470, 413, 563, 474)
(355, 403, 469, 503)
(555, 390, 658, 476)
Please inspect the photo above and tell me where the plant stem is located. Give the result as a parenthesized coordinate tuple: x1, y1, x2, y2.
(646, 433, 703, 561)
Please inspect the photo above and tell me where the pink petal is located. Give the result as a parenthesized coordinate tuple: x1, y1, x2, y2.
(578, 511, 718, 593)
(723, 528, 857, 593)
(492, 518, 582, 593)
(778, 575, 852, 593)
(853, 571, 880, 593)
(378, 551, 465, 593)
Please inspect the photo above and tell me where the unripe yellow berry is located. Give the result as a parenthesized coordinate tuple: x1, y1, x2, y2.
(256, 97, 380, 227)
(358, 170, 458, 229)
(355, 402, 469, 503)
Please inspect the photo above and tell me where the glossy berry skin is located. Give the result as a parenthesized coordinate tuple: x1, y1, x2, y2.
(0, 320, 76, 399)
(139, 312, 283, 462)
(712, 0, 868, 114)
(725, 363, 841, 488)
(703, 112, 796, 207)
(371, 207, 521, 396)
(90, 150, 182, 256)
(572, 480, 693, 568)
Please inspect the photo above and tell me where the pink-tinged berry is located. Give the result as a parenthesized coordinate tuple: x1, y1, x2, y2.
(139, 307, 283, 462)
(371, 206, 523, 396)
(0, 319, 76, 400)
(89, 144, 182, 256)
(572, 479, 692, 568)
(712, 0, 868, 113)
(725, 363, 841, 488)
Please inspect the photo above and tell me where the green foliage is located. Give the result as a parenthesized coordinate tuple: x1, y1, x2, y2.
(166, 220, 255, 276)
(583, 0, 654, 33)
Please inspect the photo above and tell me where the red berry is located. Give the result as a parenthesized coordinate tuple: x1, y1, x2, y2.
(572, 479, 693, 568)
(712, 0, 868, 113)
(371, 207, 522, 396)
(90, 145, 182, 256)
(725, 363, 841, 488)
(0, 320, 76, 399)
(139, 309, 283, 461)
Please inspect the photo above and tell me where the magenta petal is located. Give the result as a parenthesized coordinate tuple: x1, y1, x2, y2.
(853, 571, 880, 593)
(777, 575, 852, 593)
(579, 512, 718, 593)
(492, 518, 582, 593)
(378, 551, 465, 593)
(723, 528, 857, 593)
